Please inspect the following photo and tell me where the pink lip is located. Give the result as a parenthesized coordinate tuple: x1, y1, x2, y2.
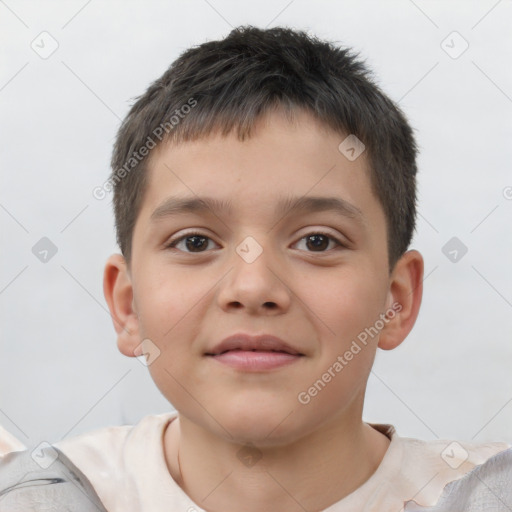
(205, 333, 304, 371)
(210, 350, 302, 371)
(207, 333, 302, 355)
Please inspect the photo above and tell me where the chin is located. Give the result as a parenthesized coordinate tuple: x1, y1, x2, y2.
(210, 400, 309, 447)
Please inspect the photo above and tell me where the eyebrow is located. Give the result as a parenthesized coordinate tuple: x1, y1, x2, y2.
(150, 194, 364, 223)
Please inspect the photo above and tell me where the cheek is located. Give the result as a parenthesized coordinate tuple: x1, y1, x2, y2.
(136, 267, 207, 338)
(297, 269, 384, 402)
(303, 268, 386, 347)
(133, 267, 212, 398)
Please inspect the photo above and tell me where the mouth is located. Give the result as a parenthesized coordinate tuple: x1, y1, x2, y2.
(205, 333, 304, 371)
(206, 347, 301, 356)
(205, 333, 303, 356)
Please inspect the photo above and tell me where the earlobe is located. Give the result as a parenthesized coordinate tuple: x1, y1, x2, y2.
(378, 250, 424, 351)
(103, 254, 140, 357)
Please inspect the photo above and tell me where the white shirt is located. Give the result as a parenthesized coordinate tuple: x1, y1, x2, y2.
(41, 411, 509, 511)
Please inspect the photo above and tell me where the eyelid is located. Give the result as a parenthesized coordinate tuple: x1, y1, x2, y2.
(295, 226, 348, 244)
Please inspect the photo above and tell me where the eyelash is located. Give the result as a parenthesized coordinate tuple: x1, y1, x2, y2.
(165, 230, 346, 254)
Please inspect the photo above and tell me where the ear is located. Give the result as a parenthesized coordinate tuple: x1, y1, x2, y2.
(103, 253, 141, 358)
(378, 249, 424, 351)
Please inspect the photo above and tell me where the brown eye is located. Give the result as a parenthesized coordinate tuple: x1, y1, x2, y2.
(166, 233, 218, 253)
(184, 235, 209, 252)
(293, 232, 343, 252)
(306, 234, 330, 251)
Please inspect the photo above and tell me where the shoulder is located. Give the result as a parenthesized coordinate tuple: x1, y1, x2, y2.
(368, 423, 511, 507)
(52, 411, 178, 509)
(399, 432, 510, 471)
(404, 446, 512, 511)
(0, 444, 108, 511)
(371, 422, 510, 471)
(0, 412, 177, 512)
(53, 411, 177, 473)
(0, 423, 26, 455)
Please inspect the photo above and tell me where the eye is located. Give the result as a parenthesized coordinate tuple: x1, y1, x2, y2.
(165, 230, 345, 254)
(293, 232, 344, 252)
(165, 232, 219, 253)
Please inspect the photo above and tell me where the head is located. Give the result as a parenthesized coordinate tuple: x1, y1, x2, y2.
(104, 26, 423, 445)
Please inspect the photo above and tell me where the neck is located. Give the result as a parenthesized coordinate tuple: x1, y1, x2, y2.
(164, 407, 390, 512)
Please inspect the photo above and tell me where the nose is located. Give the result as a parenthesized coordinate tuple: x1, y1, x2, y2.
(216, 241, 292, 315)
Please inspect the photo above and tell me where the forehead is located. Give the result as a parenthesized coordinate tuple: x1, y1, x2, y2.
(137, 109, 384, 231)
(147, 111, 369, 196)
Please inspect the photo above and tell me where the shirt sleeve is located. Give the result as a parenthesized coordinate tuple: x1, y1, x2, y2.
(0, 444, 108, 511)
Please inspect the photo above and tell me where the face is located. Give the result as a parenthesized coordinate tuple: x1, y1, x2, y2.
(118, 109, 399, 446)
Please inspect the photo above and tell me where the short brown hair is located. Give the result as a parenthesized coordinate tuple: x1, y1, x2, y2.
(110, 25, 418, 270)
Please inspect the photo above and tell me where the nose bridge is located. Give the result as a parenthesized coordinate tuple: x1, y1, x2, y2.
(217, 234, 290, 312)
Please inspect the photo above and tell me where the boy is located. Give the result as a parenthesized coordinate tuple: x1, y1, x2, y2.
(1, 25, 511, 511)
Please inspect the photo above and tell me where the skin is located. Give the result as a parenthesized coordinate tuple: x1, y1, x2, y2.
(104, 107, 424, 511)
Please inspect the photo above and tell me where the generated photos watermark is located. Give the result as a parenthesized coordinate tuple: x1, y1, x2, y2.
(297, 301, 403, 405)
(92, 97, 197, 200)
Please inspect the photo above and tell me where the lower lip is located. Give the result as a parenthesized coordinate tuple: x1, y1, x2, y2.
(208, 350, 302, 370)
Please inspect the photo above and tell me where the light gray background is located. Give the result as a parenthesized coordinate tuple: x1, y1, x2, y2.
(1, 0, 511, 449)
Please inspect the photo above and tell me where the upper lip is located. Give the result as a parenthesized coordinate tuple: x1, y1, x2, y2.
(206, 334, 303, 356)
